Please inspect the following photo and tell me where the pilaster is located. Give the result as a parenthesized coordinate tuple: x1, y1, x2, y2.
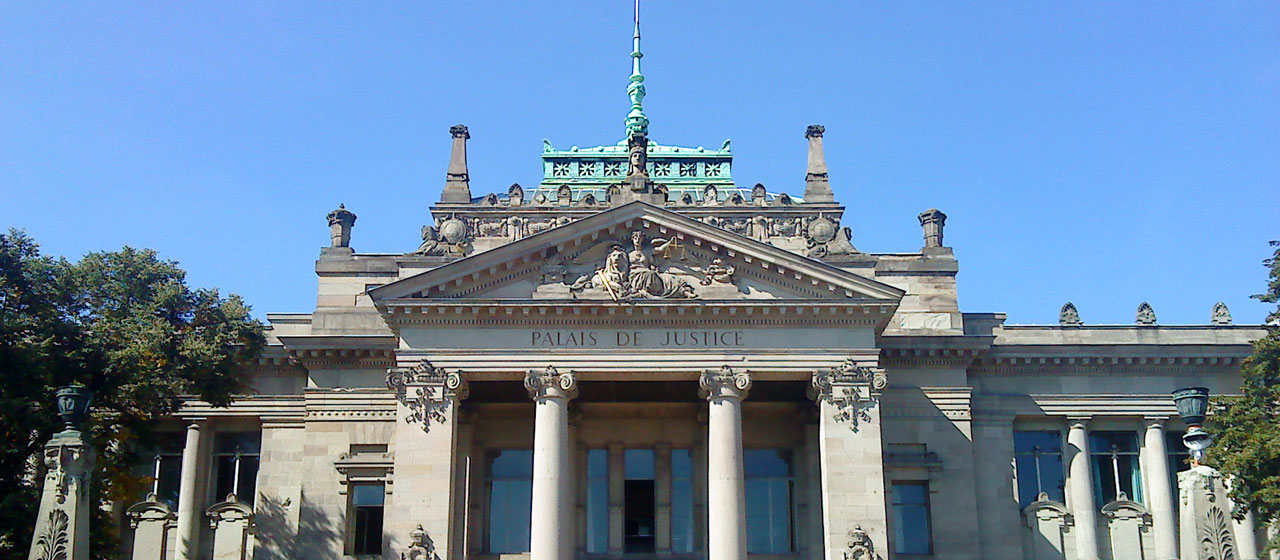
(971, 411, 1020, 560)
(385, 362, 469, 560)
(809, 360, 889, 560)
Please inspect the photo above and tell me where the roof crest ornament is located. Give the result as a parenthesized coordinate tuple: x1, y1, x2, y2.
(625, 0, 649, 136)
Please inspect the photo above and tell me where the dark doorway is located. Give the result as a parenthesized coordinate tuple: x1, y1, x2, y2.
(624, 449, 656, 553)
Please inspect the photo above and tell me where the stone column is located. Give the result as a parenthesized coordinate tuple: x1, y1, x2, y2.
(525, 367, 578, 560)
(386, 364, 469, 560)
(174, 419, 206, 560)
(1142, 417, 1179, 560)
(1226, 478, 1261, 560)
(700, 366, 751, 560)
(1066, 417, 1101, 560)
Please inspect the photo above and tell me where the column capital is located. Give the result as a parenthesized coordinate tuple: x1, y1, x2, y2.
(387, 361, 468, 433)
(699, 366, 751, 400)
(525, 366, 578, 400)
(1143, 416, 1170, 429)
(1066, 416, 1092, 430)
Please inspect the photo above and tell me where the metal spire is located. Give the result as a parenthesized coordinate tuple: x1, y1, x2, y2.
(625, 0, 649, 135)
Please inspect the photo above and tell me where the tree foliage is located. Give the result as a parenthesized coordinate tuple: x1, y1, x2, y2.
(1211, 240, 1280, 549)
(0, 230, 265, 557)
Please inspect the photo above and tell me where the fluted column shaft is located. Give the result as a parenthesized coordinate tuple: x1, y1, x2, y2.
(526, 368, 577, 560)
(174, 420, 205, 560)
(1143, 418, 1179, 559)
(1067, 418, 1101, 560)
(700, 367, 751, 560)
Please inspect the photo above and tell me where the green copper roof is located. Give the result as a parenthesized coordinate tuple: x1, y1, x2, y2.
(535, 138, 749, 202)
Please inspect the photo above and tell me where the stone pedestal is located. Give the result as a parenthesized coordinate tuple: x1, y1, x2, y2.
(386, 364, 469, 560)
(126, 496, 177, 560)
(206, 496, 255, 560)
(28, 430, 94, 560)
(1178, 465, 1239, 560)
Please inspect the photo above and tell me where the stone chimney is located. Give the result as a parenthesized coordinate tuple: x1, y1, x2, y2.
(803, 125, 834, 203)
(441, 124, 472, 203)
(327, 204, 356, 248)
(918, 208, 947, 248)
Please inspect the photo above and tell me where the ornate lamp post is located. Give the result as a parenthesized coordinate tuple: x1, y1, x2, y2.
(1172, 386, 1211, 464)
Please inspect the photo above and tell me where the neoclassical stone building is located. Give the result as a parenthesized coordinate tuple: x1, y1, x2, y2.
(116, 16, 1267, 560)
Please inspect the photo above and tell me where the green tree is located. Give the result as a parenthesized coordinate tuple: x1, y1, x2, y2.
(0, 230, 265, 557)
(1211, 240, 1280, 551)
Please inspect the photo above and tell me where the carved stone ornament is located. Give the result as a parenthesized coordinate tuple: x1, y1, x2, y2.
(806, 215, 857, 258)
(567, 230, 697, 301)
(1059, 302, 1083, 326)
(44, 441, 91, 504)
(1198, 506, 1237, 560)
(1136, 302, 1157, 326)
(700, 258, 736, 285)
(402, 524, 437, 560)
(699, 365, 751, 400)
(32, 509, 70, 560)
(809, 360, 885, 432)
(1211, 302, 1232, 326)
(386, 362, 468, 433)
(412, 215, 472, 257)
(126, 493, 176, 529)
(843, 525, 882, 560)
(524, 366, 578, 400)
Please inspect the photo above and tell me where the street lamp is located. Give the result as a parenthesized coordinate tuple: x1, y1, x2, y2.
(1172, 386, 1212, 464)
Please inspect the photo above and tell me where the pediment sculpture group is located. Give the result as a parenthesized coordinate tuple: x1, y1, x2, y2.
(569, 231, 733, 301)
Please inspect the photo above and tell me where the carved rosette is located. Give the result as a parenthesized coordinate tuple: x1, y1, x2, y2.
(386, 361, 468, 433)
(810, 359, 885, 432)
(698, 365, 751, 400)
(524, 366, 578, 400)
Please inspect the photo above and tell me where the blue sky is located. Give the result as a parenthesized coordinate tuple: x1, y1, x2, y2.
(2, 2, 1277, 325)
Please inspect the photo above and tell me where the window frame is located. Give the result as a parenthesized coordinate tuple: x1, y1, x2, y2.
(483, 449, 534, 554)
(210, 432, 261, 507)
(891, 480, 934, 555)
(1013, 430, 1067, 507)
(346, 482, 385, 557)
(1088, 431, 1144, 505)
(743, 448, 796, 554)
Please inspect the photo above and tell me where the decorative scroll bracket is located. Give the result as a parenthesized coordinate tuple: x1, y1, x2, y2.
(809, 359, 886, 432)
(386, 361, 469, 433)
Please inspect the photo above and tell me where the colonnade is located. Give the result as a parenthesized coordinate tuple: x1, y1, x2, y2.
(523, 366, 752, 560)
(1064, 417, 1261, 560)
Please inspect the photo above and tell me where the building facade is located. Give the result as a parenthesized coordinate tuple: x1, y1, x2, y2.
(117, 18, 1267, 560)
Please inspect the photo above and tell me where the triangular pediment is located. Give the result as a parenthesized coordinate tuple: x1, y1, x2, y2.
(368, 202, 904, 304)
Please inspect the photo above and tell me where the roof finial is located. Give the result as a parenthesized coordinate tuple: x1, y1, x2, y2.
(625, 0, 649, 136)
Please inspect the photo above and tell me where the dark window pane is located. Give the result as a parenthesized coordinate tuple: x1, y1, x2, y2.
(1014, 431, 1062, 454)
(625, 449, 654, 480)
(1089, 432, 1142, 505)
(745, 450, 793, 553)
(487, 450, 532, 553)
(671, 449, 693, 554)
(353, 506, 384, 555)
(586, 450, 608, 553)
(892, 482, 932, 554)
(352, 484, 384, 507)
(214, 432, 261, 455)
(156, 456, 182, 508)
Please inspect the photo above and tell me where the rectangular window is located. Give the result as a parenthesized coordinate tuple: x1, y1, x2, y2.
(586, 449, 608, 553)
(349, 483, 384, 556)
(212, 432, 260, 506)
(1089, 431, 1143, 505)
(745, 449, 794, 553)
(134, 432, 185, 508)
(1014, 430, 1066, 507)
(624, 449, 656, 553)
(892, 482, 933, 555)
(671, 449, 694, 554)
(486, 450, 533, 553)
